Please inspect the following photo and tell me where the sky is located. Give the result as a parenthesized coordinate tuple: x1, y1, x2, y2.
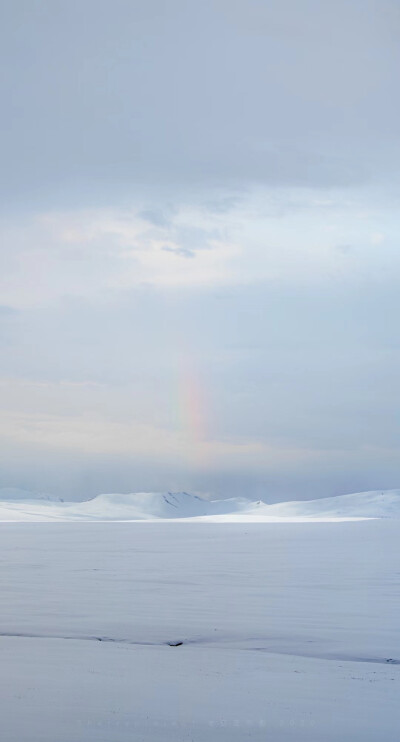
(0, 0, 399, 501)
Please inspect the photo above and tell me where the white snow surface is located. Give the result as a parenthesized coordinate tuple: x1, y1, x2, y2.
(0, 487, 400, 521)
(0, 519, 399, 741)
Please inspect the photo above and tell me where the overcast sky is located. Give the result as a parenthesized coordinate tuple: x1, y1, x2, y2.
(1, 0, 399, 500)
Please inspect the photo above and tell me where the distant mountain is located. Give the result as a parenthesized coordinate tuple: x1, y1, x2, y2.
(0, 488, 399, 522)
(73, 491, 253, 519)
(0, 487, 63, 502)
(259, 489, 400, 519)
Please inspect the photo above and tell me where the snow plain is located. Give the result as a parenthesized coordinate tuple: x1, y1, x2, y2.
(0, 491, 399, 741)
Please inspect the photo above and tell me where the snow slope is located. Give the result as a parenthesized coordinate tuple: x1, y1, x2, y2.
(259, 488, 400, 519)
(0, 487, 400, 521)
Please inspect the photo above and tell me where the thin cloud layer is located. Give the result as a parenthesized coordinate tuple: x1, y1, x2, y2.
(0, 1, 399, 499)
(1, 0, 399, 208)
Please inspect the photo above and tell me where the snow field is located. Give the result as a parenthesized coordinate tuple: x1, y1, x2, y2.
(0, 520, 399, 740)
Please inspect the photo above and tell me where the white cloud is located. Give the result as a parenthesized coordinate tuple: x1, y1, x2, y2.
(0, 185, 397, 309)
(0, 206, 241, 307)
(370, 232, 385, 245)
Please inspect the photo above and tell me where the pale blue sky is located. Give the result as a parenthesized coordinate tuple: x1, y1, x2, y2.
(1, 1, 399, 499)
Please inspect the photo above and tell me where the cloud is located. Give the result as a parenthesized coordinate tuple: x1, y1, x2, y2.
(0, 205, 240, 306)
(0, 1, 400, 499)
(1, 182, 398, 309)
(1, 0, 399, 212)
(138, 209, 174, 228)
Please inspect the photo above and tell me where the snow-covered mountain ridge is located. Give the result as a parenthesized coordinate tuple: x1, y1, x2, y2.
(0, 488, 399, 522)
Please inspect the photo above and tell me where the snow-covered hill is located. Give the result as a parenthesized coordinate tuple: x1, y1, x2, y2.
(0, 487, 63, 502)
(0, 488, 399, 522)
(257, 489, 400, 520)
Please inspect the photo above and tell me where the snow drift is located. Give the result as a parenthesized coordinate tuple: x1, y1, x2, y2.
(0, 487, 399, 522)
